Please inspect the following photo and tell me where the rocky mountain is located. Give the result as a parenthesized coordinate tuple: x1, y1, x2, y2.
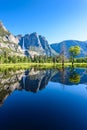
(0, 21, 19, 44)
(0, 21, 24, 56)
(1, 20, 87, 58)
(18, 32, 57, 57)
(0, 21, 57, 57)
(51, 40, 87, 58)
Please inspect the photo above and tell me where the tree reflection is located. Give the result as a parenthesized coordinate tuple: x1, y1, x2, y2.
(69, 68, 80, 84)
(59, 68, 66, 85)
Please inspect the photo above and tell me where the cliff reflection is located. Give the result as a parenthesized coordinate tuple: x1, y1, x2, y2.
(19, 68, 57, 92)
(0, 70, 24, 106)
(0, 68, 87, 106)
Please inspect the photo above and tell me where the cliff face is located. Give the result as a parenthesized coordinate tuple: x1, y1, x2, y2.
(0, 21, 19, 44)
(18, 32, 57, 57)
(0, 21, 57, 57)
(0, 21, 24, 56)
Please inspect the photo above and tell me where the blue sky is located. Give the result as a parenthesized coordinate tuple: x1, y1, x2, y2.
(0, 0, 87, 43)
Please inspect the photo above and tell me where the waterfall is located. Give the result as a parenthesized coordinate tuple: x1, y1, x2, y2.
(22, 38, 25, 50)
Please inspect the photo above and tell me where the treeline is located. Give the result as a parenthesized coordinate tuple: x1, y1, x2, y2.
(0, 46, 87, 64)
(75, 57, 87, 63)
(0, 54, 63, 64)
(0, 55, 30, 64)
(32, 55, 62, 63)
(69, 57, 87, 63)
(0, 54, 87, 64)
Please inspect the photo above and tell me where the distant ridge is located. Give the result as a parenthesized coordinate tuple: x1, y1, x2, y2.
(51, 40, 87, 57)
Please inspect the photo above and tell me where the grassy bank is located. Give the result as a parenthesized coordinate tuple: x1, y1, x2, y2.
(0, 63, 87, 70)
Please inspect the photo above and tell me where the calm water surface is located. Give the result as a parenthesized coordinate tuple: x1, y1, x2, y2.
(0, 68, 87, 130)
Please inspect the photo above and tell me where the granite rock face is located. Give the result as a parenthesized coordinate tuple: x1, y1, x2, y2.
(0, 21, 57, 57)
(19, 32, 57, 57)
(0, 21, 24, 56)
(0, 21, 8, 32)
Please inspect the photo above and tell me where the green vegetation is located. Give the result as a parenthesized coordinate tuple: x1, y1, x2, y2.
(0, 63, 87, 72)
(0, 52, 63, 64)
(0, 45, 87, 69)
(69, 46, 81, 67)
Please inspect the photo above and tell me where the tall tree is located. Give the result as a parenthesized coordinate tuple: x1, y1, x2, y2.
(69, 46, 81, 67)
(60, 42, 66, 68)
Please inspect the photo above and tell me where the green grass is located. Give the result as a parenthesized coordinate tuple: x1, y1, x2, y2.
(0, 63, 87, 71)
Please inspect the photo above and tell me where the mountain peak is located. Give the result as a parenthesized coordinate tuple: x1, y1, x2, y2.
(32, 32, 37, 35)
(30, 32, 38, 37)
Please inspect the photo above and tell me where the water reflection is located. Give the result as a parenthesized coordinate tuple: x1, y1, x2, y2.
(69, 68, 80, 84)
(0, 70, 23, 106)
(0, 67, 87, 106)
(19, 69, 56, 92)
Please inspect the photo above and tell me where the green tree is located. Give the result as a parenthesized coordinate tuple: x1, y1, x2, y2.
(69, 46, 81, 67)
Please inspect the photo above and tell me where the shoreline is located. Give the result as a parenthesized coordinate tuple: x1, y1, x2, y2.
(0, 63, 87, 70)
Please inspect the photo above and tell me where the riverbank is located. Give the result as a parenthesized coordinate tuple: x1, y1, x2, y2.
(0, 63, 87, 70)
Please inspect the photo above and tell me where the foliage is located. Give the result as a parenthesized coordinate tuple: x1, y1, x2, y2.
(69, 46, 81, 57)
(0, 48, 64, 64)
(69, 46, 81, 66)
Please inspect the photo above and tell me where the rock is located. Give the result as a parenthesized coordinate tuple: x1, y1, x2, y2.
(8, 34, 19, 44)
(0, 21, 8, 32)
(19, 32, 57, 57)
